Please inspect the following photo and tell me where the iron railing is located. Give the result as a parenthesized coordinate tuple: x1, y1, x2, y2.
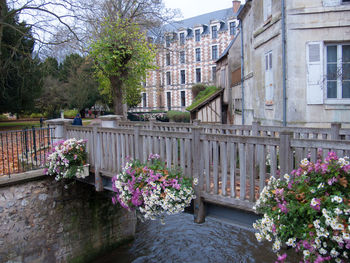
(0, 127, 54, 176)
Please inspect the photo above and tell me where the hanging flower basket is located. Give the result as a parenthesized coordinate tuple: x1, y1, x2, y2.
(111, 154, 196, 222)
(45, 138, 88, 181)
(253, 152, 350, 263)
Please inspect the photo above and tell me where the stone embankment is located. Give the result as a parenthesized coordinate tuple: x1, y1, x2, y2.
(0, 170, 136, 263)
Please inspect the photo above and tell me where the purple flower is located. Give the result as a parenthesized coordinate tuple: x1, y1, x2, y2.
(310, 198, 321, 211)
(276, 253, 287, 263)
(327, 177, 337, 186)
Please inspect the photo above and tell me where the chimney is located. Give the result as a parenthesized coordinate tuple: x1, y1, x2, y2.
(232, 0, 241, 14)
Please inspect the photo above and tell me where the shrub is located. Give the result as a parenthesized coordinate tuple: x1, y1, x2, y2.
(253, 152, 350, 263)
(0, 114, 8, 121)
(191, 83, 207, 99)
(111, 154, 196, 221)
(166, 110, 190, 123)
(30, 113, 44, 118)
(64, 109, 79, 118)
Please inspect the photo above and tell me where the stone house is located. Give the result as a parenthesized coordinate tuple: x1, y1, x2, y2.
(131, 1, 242, 112)
(235, 0, 350, 127)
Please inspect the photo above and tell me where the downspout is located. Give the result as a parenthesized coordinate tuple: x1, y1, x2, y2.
(239, 21, 245, 125)
(282, 0, 287, 126)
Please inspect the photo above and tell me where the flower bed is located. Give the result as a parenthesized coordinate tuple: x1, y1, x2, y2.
(111, 154, 196, 221)
(253, 152, 349, 263)
(45, 138, 88, 181)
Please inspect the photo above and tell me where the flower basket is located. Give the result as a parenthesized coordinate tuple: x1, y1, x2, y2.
(253, 152, 349, 263)
(111, 154, 196, 222)
(45, 138, 88, 181)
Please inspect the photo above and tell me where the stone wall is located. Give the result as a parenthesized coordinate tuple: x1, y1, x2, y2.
(0, 175, 136, 263)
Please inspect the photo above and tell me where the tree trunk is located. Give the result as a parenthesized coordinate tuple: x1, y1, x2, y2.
(110, 75, 124, 116)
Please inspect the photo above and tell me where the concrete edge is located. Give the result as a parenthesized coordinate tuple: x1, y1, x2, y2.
(0, 169, 47, 188)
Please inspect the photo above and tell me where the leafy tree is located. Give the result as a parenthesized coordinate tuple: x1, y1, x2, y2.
(59, 53, 84, 82)
(0, 2, 42, 115)
(90, 18, 156, 115)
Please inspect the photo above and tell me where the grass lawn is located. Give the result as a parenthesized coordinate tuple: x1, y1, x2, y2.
(0, 121, 40, 131)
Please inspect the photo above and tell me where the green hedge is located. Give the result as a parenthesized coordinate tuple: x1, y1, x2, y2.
(64, 109, 79, 118)
(0, 114, 8, 121)
(166, 111, 190, 123)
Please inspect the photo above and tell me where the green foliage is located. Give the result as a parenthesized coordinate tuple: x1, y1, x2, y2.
(30, 113, 44, 118)
(191, 84, 207, 99)
(64, 109, 79, 118)
(166, 111, 190, 123)
(186, 86, 220, 111)
(89, 18, 156, 113)
(0, 3, 42, 115)
(0, 114, 8, 121)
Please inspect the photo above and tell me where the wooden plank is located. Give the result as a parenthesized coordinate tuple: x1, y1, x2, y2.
(154, 136, 159, 155)
(160, 136, 165, 162)
(220, 142, 228, 196)
(259, 145, 266, 193)
(121, 133, 125, 167)
(213, 141, 219, 195)
(180, 139, 185, 174)
(248, 144, 255, 202)
(166, 137, 172, 169)
(172, 138, 178, 167)
(201, 192, 255, 212)
(204, 140, 210, 193)
(310, 148, 317, 163)
(229, 142, 236, 198)
(239, 143, 246, 200)
(112, 133, 116, 173)
(185, 138, 192, 177)
(270, 146, 277, 178)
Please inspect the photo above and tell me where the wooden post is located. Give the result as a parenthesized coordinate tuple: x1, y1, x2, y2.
(192, 127, 205, 223)
(134, 124, 142, 160)
(93, 124, 103, 192)
(252, 121, 260, 136)
(279, 131, 293, 176)
(331, 123, 341, 140)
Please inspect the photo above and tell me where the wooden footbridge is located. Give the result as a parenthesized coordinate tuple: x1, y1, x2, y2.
(47, 118, 350, 226)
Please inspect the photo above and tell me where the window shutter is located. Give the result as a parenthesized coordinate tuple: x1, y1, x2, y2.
(306, 42, 324, 104)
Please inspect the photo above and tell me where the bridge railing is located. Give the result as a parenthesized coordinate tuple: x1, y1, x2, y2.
(61, 119, 350, 221)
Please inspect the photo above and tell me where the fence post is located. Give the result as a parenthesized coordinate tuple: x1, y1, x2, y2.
(252, 121, 260, 136)
(279, 131, 293, 176)
(192, 126, 205, 223)
(134, 124, 142, 160)
(93, 124, 103, 192)
(331, 123, 341, 140)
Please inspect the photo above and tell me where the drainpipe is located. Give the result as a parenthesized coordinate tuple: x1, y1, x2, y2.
(239, 21, 245, 125)
(282, 0, 287, 126)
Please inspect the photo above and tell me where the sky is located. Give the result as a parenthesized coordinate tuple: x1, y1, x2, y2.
(163, 0, 246, 19)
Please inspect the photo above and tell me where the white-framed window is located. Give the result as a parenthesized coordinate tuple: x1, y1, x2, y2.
(180, 70, 186, 84)
(211, 25, 218, 39)
(142, 93, 147, 108)
(325, 44, 350, 101)
(212, 45, 218, 60)
(195, 48, 201, 62)
(229, 21, 236, 36)
(195, 29, 201, 42)
(180, 90, 186, 107)
(180, 32, 185, 45)
(167, 91, 171, 110)
(212, 66, 217, 82)
(166, 53, 170, 66)
(196, 68, 201, 83)
(263, 0, 272, 22)
(166, 71, 171, 85)
(180, 51, 185, 64)
(265, 50, 274, 105)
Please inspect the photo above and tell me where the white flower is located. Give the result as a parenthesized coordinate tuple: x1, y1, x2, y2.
(330, 248, 339, 258)
(193, 177, 199, 185)
(317, 182, 325, 189)
(255, 233, 263, 242)
(286, 238, 296, 247)
(283, 174, 290, 182)
(319, 248, 327, 255)
(301, 158, 309, 166)
(303, 250, 310, 258)
(331, 196, 343, 203)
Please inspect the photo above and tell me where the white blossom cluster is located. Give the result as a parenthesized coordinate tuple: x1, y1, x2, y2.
(46, 138, 87, 181)
(253, 176, 280, 210)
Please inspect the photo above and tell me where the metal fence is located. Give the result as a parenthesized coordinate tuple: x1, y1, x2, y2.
(0, 127, 54, 176)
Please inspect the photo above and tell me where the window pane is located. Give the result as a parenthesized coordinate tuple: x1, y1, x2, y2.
(327, 46, 337, 63)
(343, 45, 350, 63)
(327, 81, 337, 98)
(343, 63, 350, 80)
(327, 64, 337, 80)
(269, 53, 272, 69)
(342, 81, 350, 98)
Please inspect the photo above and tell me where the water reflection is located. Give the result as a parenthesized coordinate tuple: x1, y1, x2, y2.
(95, 213, 278, 263)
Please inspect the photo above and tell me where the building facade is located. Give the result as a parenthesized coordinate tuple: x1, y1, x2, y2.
(237, 0, 350, 127)
(132, 1, 242, 112)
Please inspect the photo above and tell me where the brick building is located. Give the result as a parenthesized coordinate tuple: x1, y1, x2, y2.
(132, 1, 242, 112)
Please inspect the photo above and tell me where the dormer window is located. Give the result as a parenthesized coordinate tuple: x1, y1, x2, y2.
(230, 21, 236, 35)
(165, 35, 171, 47)
(180, 32, 185, 45)
(195, 29, 201, 42)
(212, 25, 218, 39)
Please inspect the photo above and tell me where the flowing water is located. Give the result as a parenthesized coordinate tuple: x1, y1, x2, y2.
(94, 213, 280, 263)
